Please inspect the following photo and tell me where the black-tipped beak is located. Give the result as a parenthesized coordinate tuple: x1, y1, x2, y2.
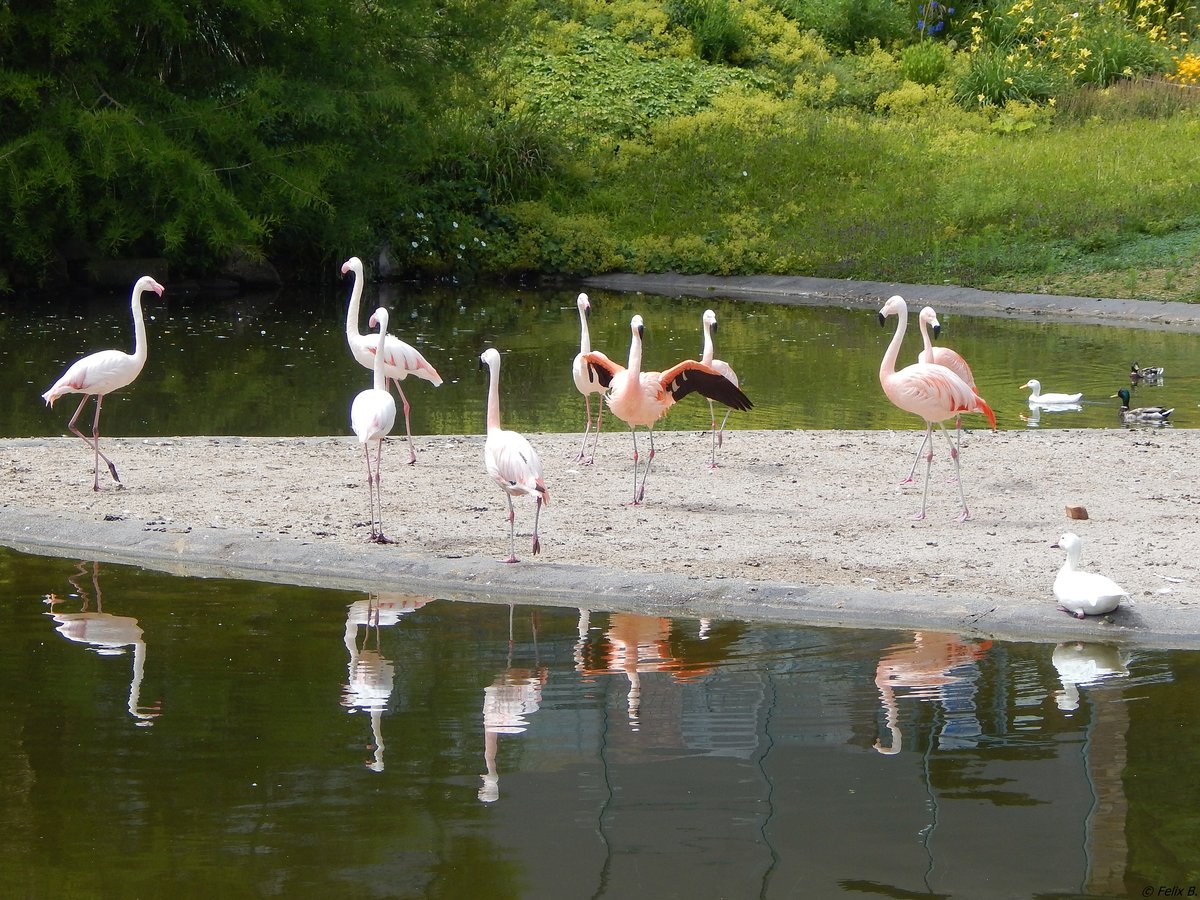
(877, 312, 886, 328)
(932, 323, 941, 340)
(636, 324, 644, 340)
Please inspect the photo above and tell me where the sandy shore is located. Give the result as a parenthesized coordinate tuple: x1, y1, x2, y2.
(3, 426, 1198, 645)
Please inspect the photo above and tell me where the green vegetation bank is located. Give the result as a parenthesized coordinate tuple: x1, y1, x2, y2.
(3, 0, 1199, 300)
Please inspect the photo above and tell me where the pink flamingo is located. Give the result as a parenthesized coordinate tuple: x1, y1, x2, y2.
(878, 295, 996, 522)
(583, 314, 753, 504)
(571, 293, 611, 464)
(41, 274, 165, 491)
(480, 348, 549, 562)
(341, 257, 442, 465)
(350, 307, 398, 543)
(699, 309, 740, 468)
(902, 305, 980, 483)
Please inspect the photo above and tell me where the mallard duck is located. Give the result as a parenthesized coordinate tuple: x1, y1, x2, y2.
(1020, 379, 1082, 405)
(1112, 388, 1173, 423)
(1130, 361, 1164, 382)
(1051, 533, 1129, 619)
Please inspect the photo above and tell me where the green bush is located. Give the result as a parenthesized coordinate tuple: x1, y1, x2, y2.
(901, 40, 949, 85)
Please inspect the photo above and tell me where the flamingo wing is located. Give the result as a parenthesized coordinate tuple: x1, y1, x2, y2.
(379, 335, 443, 386)
(659, 360, 753, 410)
(43, 350, 141, 404)
(582, 351, 623, 389)
(486, 429, 550, 504)
(351, 389, 397, 443)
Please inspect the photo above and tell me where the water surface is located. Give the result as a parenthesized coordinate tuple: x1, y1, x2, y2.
(5, 283, 1196, 439)
(3, 548, 1197, 897)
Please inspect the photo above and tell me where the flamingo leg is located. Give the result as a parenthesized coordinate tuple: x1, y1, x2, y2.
(636, 428, 657, 503)
(361, 444, 377, 541)
(577, 394, 593, 462)
(629, 428, 641, 505)
(718, 408, 732, 448)
(708, 399, 719, 468)
(939, 424, 970, 522)
(391, 378, 418, 466)
(531, 495, 543, 556)
(68, 394, 120, 490)
(903, 429, 931, 486)
(915, 423, 934, 520)
(503, 493, 518, 563)
(371, 438, 394, 544)
(587, 401, 604, 464)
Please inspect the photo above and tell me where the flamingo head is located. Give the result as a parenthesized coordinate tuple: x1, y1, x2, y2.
(341, 256, 362, 276)
(919, 306, 940, 339)
(577, 293, 590, 316)
(134, 275, 165, 298)
(367, 306, 389, 334)
(703, 309, 717, 333)
(631, 314, 644, 340)
(480, 347, 501, 372)
(877, 295, 907, 327)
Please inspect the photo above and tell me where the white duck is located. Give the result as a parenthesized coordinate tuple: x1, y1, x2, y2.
(1051, 532, 1129, 618)
(1051, 642, 1130, 711)
(1020, 379, 1082, 405)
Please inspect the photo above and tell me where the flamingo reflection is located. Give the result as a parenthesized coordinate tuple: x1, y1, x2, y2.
(43, 561, 160, 725)
(479, 605, 548, 803)
(341, 593, 430, 771)
(873, 632, 992, 755)
(1051, 642, 1130, 712)
(576, 613, 715, 731)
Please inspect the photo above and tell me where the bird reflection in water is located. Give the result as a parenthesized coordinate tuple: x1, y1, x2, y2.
(575, 612, 716, 732)
(1051, 642, 1130, 712)
(43, 560, 160, 725)
(341, 593, 430, 771)
(873, 631, 992, 755)
(479, 605, 548, 803)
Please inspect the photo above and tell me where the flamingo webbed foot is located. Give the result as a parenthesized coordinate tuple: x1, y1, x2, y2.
(532, 536, 541, 555)
(369, 533, 395, 545)
(503, 555, 519, 564)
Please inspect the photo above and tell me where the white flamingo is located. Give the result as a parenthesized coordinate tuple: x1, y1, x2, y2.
(583, 315, 753, 504)
(481, 348, 549, 562)
(341, 257, 442, 465)
(700, 309, 740, 468)
(350, 308, 398, 543)
(41, 275, 165, 490)
(878, 296, 995, 522)
(571, 293, 611, 464)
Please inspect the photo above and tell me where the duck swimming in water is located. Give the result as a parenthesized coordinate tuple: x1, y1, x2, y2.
(1051, 533, 1129, 619)
(1130, 362, 1164, 382)
(1020, 379, 1082, 405)
(1112, 388, 1173, 424)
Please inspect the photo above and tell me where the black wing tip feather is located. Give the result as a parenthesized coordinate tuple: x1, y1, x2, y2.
(668, 369, 753, 410)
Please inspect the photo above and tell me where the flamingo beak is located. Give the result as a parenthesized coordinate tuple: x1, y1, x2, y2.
(877, 313, 886, 328)
(931, 323, 940, 340)
(636, 324, 644, 339)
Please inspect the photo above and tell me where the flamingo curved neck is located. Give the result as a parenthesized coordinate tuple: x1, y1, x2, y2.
(917, 316, 933, 363)
(372, 321, 388, 392)
(626, 329, 643, 377)
(578, 307, 591, 355)
(880, 300, 908, 382)
(130, 290, 149, 366)
(702, 322, 714, 366)
(345, 267, 364, 343)
(486, 360, 502, 432)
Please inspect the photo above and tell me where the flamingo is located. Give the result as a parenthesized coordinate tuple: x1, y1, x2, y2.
(583, 314, 752, 504)
(350, 308, 398, 543)
(571, 293, 611, 464)
(480, 348, 549, 562)
(41, 275, 165, 491)
(700, 309, 740, 468)
(341, 257, 442, 465)
(878, 295, 996, 522)
(901, 305, 980, 484)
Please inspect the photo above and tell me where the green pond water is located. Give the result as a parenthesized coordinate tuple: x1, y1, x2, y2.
(4, 282, 1197, 439)
(1, 548, 1198, 898)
